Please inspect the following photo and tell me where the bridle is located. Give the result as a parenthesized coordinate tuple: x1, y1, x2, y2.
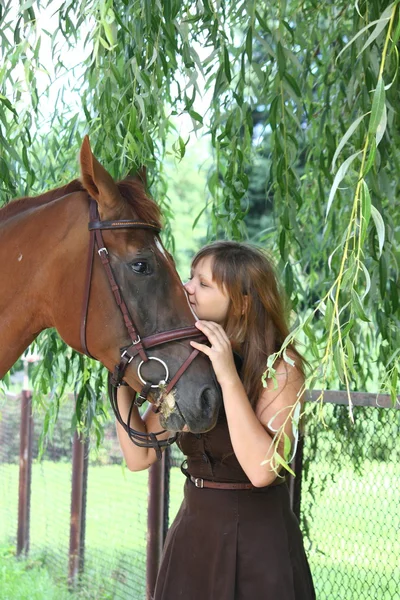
(80, 199, 208, 458)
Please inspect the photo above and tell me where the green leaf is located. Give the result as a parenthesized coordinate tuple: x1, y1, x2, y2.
(279, 229, 287, 261)
(98, 36, 111, 50)
(213, 65, 227, 100)
(360, 262, 371, 300)
(192, 201, 210, 230)
(331, 112, 368, 172)
(363, 141, 376, 176)
(0, 94, 17, 116)
(371, 205, 385, 257)
(283, 72, 301, 98)
(376, 102, 387, 146)
(360, 180, 371, 243)
(245, 27, 252, 64)
(283, 432, 292, 461)
(163, 0, 172, 22)
(269, 96, 279, 130)
(346, 337, 355, 370)
(277, 42, 286, 78)
(255, 11, 270, 33)
(379, 253, 388, 300)
(369, 77, 385, 136)
(271, 451, 295, 476)
(333, 343, 345, 383)
(326, 151, 362, 218)
(324, 298, 334, 330)
(284, 262, 293, 298)
(188, 110, 203, 124)
(283, 347, 295, 367)
(178, 136, 186, 160)
(103, 20, 117, 47)
(20, 0, 36, 10)
(351, 289, 370, 322)
(359, 4, 395, 55)
(336, 4, 394, 62)
(223, 46, 231, 83)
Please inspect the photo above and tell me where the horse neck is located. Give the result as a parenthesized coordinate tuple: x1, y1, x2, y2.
(0, 192, 88, 376)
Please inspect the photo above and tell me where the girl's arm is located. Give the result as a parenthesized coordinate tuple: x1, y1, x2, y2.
(116, 386, 173, 471)
(219, 363, 303, 487)
(191, 320, 303, 487)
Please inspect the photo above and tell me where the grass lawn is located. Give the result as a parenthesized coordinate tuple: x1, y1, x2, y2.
(0, 545, 75, 600)
(1, 459, 399, 599)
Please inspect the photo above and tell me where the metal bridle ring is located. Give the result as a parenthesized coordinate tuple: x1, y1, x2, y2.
(137, 357, 169, 389)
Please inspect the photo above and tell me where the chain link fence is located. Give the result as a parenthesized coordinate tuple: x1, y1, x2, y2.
(1, 389, 399, 599)
(0, 394, 20, 551)
(300, 399, 400, 600)
(0, 392, 148, 599)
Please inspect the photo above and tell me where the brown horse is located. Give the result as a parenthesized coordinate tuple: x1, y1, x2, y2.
(0, 137, 220, 434)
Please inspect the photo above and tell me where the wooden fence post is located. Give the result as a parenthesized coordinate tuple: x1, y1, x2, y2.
(68, 431, 87, 587)
(79, 437, 90, 574)
(146, 453, 166, 600)
(17, 389, 33, 556)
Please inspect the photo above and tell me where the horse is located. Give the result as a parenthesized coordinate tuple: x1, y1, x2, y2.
(0, 136, 221, 443)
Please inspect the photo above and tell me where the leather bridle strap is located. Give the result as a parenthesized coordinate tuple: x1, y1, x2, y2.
(110, 327, 206, 387)
(94, 229, 149, 363)
(163, 347, 200, 396)
(80, 199, 210, 456)
(80, 199, 98, 358)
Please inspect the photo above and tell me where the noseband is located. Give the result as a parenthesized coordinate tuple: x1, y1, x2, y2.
(80, 199, 207, 457)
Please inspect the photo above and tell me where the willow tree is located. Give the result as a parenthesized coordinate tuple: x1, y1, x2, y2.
(0, 0, 399, 444)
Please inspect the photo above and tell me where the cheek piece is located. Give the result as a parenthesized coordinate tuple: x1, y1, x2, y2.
(81, 199, 209, 459)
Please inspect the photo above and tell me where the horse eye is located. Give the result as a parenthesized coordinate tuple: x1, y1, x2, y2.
(131, 261, 151, 275)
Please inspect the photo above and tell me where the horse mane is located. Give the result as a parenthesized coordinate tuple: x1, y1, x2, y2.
(0, 177, 161, 227)
(0, 180, 84, 222)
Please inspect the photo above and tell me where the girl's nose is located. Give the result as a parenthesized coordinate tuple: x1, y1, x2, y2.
(184, 280, 194, 294)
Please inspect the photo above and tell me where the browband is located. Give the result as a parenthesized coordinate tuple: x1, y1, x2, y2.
(88, 220, 161, 232)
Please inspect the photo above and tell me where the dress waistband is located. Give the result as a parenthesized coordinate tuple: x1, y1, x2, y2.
(188, 475, 253, 490)
(182, 462, 285, 491)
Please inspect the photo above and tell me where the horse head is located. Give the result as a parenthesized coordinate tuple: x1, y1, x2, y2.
(74, 137, 221, 433)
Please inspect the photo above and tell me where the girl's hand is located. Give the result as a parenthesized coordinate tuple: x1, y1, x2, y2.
(190, 320, 239, 388)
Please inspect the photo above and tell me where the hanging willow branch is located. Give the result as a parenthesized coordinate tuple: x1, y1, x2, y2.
(0, 1, 398, 448)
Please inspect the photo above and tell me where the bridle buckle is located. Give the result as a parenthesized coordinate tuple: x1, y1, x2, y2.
(121, 350, 134, 363)
(194, 477, 204, 488)
(98, 247, 108, 257)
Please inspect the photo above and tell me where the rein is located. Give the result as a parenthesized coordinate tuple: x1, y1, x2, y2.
(80, 199, 207, 458)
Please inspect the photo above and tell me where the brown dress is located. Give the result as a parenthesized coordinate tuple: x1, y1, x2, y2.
(154, 406, 316, 600)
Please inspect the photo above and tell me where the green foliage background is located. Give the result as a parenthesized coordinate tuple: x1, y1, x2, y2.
(0, 0, 399, 439)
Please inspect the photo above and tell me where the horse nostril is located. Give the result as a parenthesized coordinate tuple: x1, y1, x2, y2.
(200, 387, 216, 418)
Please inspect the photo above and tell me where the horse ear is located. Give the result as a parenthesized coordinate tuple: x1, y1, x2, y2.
(136, 166, 147, 188)
(79, 136, 122, 217)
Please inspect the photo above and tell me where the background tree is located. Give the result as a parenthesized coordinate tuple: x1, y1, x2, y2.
(0, 0, 398, 447)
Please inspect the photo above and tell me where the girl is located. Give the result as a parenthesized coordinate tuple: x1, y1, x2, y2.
(117, 241, 315, 600)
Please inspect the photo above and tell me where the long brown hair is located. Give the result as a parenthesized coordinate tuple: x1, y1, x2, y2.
(192, 241, 304, 407)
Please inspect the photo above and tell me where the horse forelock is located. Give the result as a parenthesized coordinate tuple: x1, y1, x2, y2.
(117, 179, 162, 229)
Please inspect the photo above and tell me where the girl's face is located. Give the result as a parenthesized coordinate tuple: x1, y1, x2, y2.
(184, 256, 230, 325)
